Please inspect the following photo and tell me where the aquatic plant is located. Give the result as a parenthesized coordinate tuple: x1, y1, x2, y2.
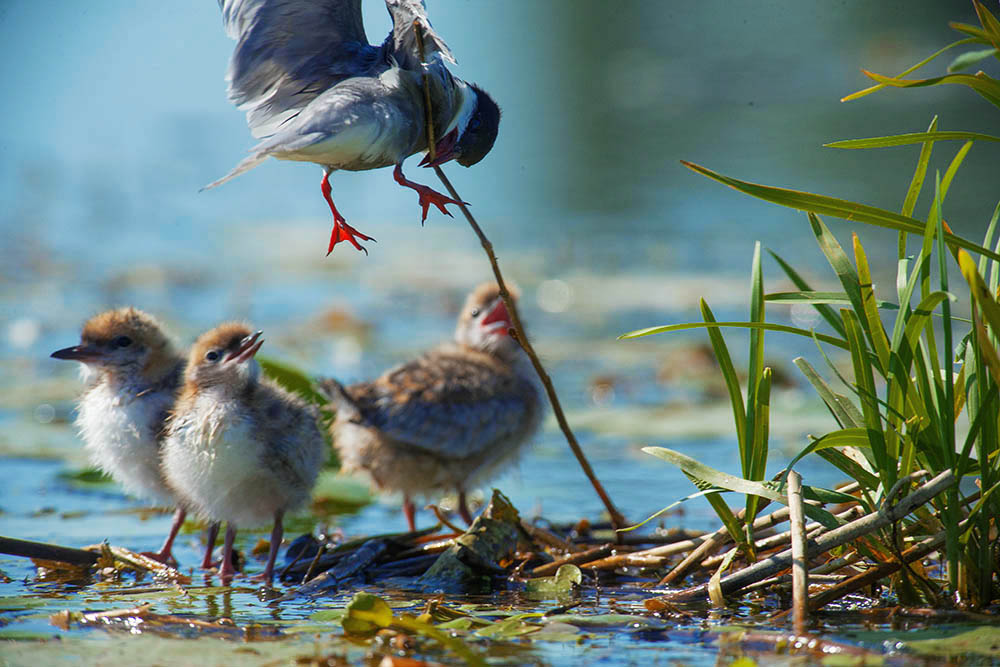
(623, 0, 1000, 607)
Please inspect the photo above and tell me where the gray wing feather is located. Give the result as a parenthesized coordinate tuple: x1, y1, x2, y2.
(385, 0, 455, 68)
(351, 353, 534, 458)
(220, 0, 381, 138)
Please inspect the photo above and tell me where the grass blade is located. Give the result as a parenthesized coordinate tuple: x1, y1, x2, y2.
(841, 37, 978, 102)
(680, 161, 1000, 262)
(619, 320, 848, 349)
(701, 299, 747, 452)
(948, 48, 1000, 72)
(825, 132, 1000, 150)
(793, 357, 864, 429)
(860, 70, 1000, 109)
(842, 309, 890, 486)
(767, 249, 848, 337)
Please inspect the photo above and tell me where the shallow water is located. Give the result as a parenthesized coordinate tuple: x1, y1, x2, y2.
(2, 0, 998, 663)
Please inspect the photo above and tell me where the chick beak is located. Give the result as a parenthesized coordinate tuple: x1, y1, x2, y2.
(51, 344, 104, 362)
(419, 128, 459, 168)
(226, 331, 264, 364)
(480, 299, 511, 336)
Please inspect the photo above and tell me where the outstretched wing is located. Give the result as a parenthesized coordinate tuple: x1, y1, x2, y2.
(384, 0, 455, 69)
(349, 352, 535, 459)
(220, 0, 382, 138)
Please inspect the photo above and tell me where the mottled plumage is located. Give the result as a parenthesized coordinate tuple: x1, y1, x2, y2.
(325, 283, 541, 528)
(207, 0, 501, 254)
(51, 308, 188, 564)
(162, 323, 325, 583)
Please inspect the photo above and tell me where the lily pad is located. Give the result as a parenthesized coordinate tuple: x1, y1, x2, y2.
(525, 564, 582, 595)
(341, 592, 393, 636)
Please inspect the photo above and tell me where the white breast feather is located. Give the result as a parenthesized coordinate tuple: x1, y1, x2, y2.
(76, 382, 175, 505)
(162, 393, 304, 527)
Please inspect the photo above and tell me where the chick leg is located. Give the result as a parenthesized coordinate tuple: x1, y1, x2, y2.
(402, 495, 417, 532)
(252, 510, 284, 585)
(201, 521, 221, 569)
(218, 523, 239, 583)
(457, 491, 474, 526)
(141, 507, 186, 566)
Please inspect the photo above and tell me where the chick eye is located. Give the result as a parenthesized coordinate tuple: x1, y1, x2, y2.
(205, 350, 221, 362)
(470, 117, 482, 131)
(470, 308, 481, 317)
(114, 336, 132, 348)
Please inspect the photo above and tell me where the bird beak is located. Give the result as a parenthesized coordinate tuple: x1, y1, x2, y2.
(226, 331, 264, 364)
(51, 344, 104, 362)
(419, 128, 459, 168)
(481, 299, 511, 335)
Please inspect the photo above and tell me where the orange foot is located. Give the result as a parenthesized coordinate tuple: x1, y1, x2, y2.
(393, 163, 466, 224)
(321, 171, 376, 255)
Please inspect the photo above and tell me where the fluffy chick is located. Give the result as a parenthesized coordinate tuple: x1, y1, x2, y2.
(324, 283, 541, 530)
(51, 307, 187, 564)
(161, 323, 325, 583)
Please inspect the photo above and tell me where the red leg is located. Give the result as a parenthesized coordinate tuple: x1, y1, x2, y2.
(141, 507, 186, 566)
(392, 163, 466, 224)
(201, 521, 220, 569)
(457, 491, 474, 526)
(402, 495, 417, 532)
(219, 523, 238, 583)
(252, 510, 284, 585)
(321, 170, 375, 255)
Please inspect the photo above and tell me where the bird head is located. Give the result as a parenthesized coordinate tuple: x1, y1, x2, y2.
(52, 308, 178, 385)
(455, 282, 522, 359)
(184, 323, 264, 394)
(421, 84, 500, 169)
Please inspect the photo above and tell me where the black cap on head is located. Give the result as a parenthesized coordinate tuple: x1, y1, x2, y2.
(455, 84, 501, 167)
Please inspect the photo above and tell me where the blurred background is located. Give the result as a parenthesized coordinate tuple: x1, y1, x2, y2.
(0, 1, 996, 541)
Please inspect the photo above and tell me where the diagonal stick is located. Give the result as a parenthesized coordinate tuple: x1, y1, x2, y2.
(413, 22, 625, 532)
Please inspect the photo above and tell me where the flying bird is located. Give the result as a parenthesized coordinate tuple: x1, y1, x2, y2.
(323, 283, 541, 530)
(206, 0, 501, 255)
(162, 324, 326, 584)
(51, 308, 188, 566)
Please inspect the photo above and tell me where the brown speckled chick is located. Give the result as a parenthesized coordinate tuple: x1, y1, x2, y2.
(323, 283, 542, 530)
(51, 308, 188, 565)
(162, 323, 325, 584)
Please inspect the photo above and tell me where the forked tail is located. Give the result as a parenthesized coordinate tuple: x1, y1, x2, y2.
(200, 152, 269, 192)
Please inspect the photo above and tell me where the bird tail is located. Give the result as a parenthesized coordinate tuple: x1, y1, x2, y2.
(316, 377, 360, 421)
(200, 151, 269, 192)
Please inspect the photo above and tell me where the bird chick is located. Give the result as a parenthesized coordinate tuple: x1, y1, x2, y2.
(162, 324, 325, 583)
(51, 308, 188, 565)
(324, 283, 541, 530)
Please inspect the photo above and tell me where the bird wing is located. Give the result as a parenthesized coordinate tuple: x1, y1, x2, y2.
(219, 0, 382, 138)
(384, 0, 455, 69)
(348, 351, 535, 459)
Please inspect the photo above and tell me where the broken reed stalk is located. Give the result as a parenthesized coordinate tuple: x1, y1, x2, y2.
(787, 470, 808, 635)
(412, 21, 625, 533)
(657, 480, 861, 586)
(0, 536, 99, 566)
(660, 469, 956, 603)
(698, 506, 864, 573)
(807, 520, 964, 611)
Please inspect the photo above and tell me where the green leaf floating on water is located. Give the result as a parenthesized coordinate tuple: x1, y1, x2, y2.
(341, 592, 393, 636)
(525, 564, 583, 594)
(341, 593, 486, 666)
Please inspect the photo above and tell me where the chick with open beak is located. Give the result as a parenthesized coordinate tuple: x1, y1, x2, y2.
(51, 308, 188, 565)
(162, 324, 325, 584)
(323, 283, 541, 530)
